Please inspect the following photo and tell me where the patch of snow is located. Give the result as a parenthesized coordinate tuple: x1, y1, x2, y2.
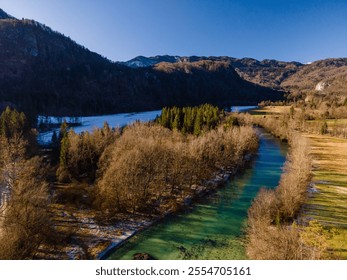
(38, 106, 256, 145)
(37, 110, 161, 145)
(230, 105, 258, 112)
(315, 180, 330, 184)
(66, 245, 84, 260)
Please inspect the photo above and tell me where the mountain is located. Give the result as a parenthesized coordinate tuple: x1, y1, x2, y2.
(230, 58, 303, 89)
(124, 55, 347, 104)
(0, 17, 107, 80)
(150, 60, 283, 107)
(281, 58, 347, 100)
(124, 55, 303, 89)
(0, 11, 114, 116)
(0, 9, 283, 117)
(123, 55, 181, 68)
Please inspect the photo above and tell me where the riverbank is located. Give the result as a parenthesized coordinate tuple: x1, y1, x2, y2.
(247, 106, 347, 259)
(36, 165, 245, 259)
(32, 106, 258, 259)
(98, 170, 236, 260)
(106, 129, 287, 260)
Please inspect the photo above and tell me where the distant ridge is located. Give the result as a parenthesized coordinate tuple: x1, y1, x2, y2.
(0, 8, 284, 117)
(123, 55, 304, 89)
(123, 55, 181, 68)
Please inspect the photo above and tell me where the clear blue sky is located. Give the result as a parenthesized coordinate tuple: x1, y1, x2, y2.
(0, 0, 346, 63)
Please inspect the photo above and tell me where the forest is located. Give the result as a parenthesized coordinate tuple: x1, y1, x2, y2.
(0, 105, 258, 259)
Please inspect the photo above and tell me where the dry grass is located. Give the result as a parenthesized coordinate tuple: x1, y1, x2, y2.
(249, 106, 292, 115)
(247, 106, 347, 259)
(303, 133, 347, 258)
(306, 119, 347, 129)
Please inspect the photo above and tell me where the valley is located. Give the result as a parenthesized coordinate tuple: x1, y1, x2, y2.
(0, 5, 346, 261)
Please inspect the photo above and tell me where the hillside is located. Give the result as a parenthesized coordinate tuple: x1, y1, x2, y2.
(124, 55, 303, 89)
(0, 9, 283, 117)
(0, 10, 112, 116)
(122, 55, 181, 68)
(281, 58, 347, 104)
(151, 60, 283, 107)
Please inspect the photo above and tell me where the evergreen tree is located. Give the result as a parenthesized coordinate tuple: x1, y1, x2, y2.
(194, 111, 202, 136)
(172, 113, 181, 130)
(0, 107, 29, 139)
(59, 119, 68, 141)
(56, 120, 71, 182)
(157, 104, 221, 135)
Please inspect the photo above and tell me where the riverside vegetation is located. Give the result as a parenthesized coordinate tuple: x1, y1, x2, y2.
(238, 104, 346, 259)
(57, 104, 258, 215)
(1, 102, 344, 259)
(0, 105, 258, 259)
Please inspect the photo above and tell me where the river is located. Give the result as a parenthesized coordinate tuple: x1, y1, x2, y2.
(106, 128, 288, 260)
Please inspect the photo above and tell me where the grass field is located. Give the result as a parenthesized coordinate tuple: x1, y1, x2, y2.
(248, 106, 291, 115)
(246, 106, 347, 259)
(303, 133, 347, 258)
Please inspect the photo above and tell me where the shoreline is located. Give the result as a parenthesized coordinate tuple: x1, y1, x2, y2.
(36, 167, 240, 260)
(95, 157, 254, 260)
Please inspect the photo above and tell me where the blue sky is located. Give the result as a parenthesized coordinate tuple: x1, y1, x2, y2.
(0, 0, 346, 63)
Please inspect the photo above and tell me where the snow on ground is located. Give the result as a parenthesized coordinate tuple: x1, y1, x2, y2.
(230, 105, 257, 112)
(37, 106, 257, 145)
(37, 110, 162, 144)
(36, 205, 155, 260)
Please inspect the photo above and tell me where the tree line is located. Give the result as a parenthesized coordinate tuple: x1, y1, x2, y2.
(95, 122, 258, 214)
(156, 104, 222, 135)
(0, 105, 260, 259)
(54, 108, 258, 215)
(235, 110, 337, 259)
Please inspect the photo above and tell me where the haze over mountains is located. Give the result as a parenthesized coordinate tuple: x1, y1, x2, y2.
(0, 8, 346, 117)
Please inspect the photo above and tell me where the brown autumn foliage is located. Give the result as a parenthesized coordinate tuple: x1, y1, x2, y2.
(96, 122, 258, 214)
(56, 122, 119, 182)
(246, 129, 333, 259)
(0, 107, 54, 259)
(276, 135, 312, 220)
(0, 137, 53, 259)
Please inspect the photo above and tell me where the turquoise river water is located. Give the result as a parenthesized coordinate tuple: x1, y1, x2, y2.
(107, 129, 288, 260)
